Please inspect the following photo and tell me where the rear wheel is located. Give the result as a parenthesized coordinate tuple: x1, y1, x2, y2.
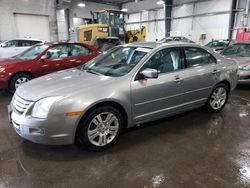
(206, 83, 229, 112)
(76, 106, 124, 151)
(9, 73, 32, 93)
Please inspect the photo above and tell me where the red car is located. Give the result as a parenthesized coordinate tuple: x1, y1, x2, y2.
(0, 42, 100, 93)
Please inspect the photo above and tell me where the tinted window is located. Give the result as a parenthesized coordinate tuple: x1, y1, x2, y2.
(47, 45, 69, 59)
(70, 44, 91, 56)
(184, 47, 216, 68)
(31, 41, 42, 45)
(18, 40, 32, 47)
(142, 48, 181, 74)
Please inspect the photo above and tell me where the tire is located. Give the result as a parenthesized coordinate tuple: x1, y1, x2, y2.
(76, 106, 124, 151)
(9, 73, 32, 94)
(206, 83, 229, 113)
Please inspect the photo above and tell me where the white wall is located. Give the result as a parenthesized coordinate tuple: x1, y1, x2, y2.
(69, 0, 119, 27)
(123, 1, 165, 41)
(171, 0, 232, 44)
(0, 0, 58, 41)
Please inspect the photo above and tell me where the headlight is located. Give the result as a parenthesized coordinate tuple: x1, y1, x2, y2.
(32, 96, 62, 119)
(239, 64, 250, 71)
(0, 66, 5, 72)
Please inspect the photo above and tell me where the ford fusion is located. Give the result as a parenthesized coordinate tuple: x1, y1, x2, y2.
(220, 42, 250, 84)
(8, 42, 238, 151)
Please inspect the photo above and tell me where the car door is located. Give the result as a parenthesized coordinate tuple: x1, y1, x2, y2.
(38, 44, 72, 76)
(177, 46, 219, 110)
(68, 44, 96, 67)
(131, 47, 186, 123)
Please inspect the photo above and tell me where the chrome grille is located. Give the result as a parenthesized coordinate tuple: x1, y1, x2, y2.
(12, 95, 32, 114)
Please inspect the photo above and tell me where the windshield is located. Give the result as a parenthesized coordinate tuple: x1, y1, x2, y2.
(221, 43, 250, 57)
(15, 44, 49, 60)
(82, 46, 151, 77)
(207, 40, 229, 47)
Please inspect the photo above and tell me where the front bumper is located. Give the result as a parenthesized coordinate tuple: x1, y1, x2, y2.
(8, 104, 80, 145)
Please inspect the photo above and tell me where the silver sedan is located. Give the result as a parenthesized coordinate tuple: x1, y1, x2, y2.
(220, 42, 250, 84)
(8, 42, 238, 151)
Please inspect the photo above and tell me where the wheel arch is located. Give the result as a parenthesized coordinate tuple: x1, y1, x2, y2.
(216, 80, 231, 91)
(75, 100, 129, 136)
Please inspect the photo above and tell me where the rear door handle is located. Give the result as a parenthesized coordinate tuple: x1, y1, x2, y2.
(212, 69, 221, 74)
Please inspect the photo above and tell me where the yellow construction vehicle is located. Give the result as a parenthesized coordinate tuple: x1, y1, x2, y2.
(77, 9, 146, 51)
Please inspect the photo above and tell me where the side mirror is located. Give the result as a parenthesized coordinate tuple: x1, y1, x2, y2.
(140, 68, 158, 79)
(40, 54, 48, 61)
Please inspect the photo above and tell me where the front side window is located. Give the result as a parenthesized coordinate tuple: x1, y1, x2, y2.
(184, 47, 216, 68)
(142, 48, 181, 74)
(5, 40, 18, 47)
(46, 45, 69, 59)
(70, 44, 91, 56)
(83, 46, 151, 77)
(109, 12, 124, 27)
(15, 44, 49, 60)
(221, 44, 250, 57)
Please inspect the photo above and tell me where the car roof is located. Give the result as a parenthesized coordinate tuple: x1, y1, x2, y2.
(126, 41, 199, 49)
(6, 38, 44, 42)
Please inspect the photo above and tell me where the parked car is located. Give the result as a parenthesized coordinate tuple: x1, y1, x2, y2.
(8, 42, 238, 151)
(220, 42, 250, 84)
(0, 42, 100, 93)
(0, 39, 44, 58)
(160, 36, 195, 43)
(206, 39, 234, 52)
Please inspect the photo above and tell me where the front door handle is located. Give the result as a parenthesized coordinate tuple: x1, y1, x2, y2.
(174, 77, 184, 83)
(212, 69, 221, 74)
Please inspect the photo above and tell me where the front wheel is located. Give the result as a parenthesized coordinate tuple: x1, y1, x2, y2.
(206, 83, 229, 112)
(9, 73, 32, 94)
(76, 106, 124, 151)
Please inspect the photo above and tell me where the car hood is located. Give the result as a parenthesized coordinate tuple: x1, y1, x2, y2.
(223, 55, 250, 66)
(16, 68, 117, 101)
(0, 58, 28, 66)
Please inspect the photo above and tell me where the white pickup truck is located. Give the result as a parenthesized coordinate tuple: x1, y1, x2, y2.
(0, 39, 43, 58)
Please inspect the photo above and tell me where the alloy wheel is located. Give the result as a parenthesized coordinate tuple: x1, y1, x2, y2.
(210, 87, 227, 110)
(87, 112, 119, 147)
(15, 77, 30, 88)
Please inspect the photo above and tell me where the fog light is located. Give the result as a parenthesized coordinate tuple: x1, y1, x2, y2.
(29, 128, 45, 135)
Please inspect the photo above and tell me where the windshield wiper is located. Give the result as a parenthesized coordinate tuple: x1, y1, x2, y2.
(86, 69, 101, 75)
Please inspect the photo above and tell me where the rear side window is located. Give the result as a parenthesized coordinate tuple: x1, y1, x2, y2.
(31, 41, 42, 45)
(184, 47, 216, 68)
(18, 40, 32, 47)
